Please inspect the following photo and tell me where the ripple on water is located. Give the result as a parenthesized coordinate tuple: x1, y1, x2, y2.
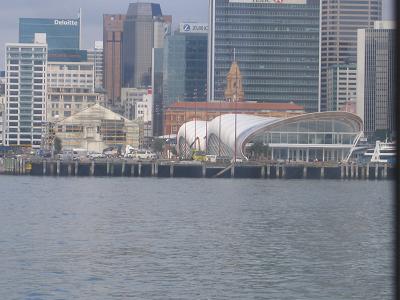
(0, 177, 393, 300)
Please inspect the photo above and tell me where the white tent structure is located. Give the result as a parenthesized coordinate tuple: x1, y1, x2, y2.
(177, 112, 363, 162)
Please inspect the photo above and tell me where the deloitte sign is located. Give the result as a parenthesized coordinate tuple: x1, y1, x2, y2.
(179, 23, 208, 34)
(54, 19, 79, 26)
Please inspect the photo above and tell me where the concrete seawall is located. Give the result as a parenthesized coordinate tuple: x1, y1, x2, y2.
(0, 158, 394, 180)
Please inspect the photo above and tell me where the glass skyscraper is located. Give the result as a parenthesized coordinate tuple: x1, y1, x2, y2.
(163, 23, 208, 108)
(19, 17, 81, 50)
(357, 21, 395, 140)
(122, 3, 166, 88)
(208, 0, 320, 112)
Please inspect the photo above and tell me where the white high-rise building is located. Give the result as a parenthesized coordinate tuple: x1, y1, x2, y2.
(121, 87, 148, 120)
(47, 62, 94, 91)
(87, 41, 104, 90)
(326, 63, 357, 112)
(46, 61, 105, 121)
(0, 76, 5, 145)
(135, 91, 153, 147)
(5, 34, 48, 148)
(0, 95, 5, 145)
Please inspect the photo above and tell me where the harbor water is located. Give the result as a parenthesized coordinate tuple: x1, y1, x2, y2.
(0, 177, 393, 299)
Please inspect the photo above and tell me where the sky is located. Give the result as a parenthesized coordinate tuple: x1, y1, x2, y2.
(0, 0, 395, 68)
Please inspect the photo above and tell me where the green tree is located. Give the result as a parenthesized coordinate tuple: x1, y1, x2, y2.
(249, 140, 269, 160)
(152, 138, 165, 153)
(54, 136, 62, 154)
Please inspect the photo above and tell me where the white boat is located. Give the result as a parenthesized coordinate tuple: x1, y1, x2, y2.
(364, 140, 396, 164)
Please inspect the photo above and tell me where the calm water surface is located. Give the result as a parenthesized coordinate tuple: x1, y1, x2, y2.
(0, 177, 394, 299)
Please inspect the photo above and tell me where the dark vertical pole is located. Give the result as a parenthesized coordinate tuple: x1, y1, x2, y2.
(205, 104, 208, 154)
(218, 97, 222, 157)
(194, 99, 197, 149)
(184, 101, 187, 158)
(234, 50, 238, 163)
(395, 1, 400, 298)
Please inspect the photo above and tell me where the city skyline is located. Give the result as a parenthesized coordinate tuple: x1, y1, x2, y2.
(0, 0, 395, 68)
(0, 0, 208, 68)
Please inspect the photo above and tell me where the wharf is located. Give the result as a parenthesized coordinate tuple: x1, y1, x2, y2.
(0, 158, 394, 180)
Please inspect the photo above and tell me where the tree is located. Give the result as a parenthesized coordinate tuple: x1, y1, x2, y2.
(152, 138, 165, 153)
(249, 140, 269, 160)
(54, 137, 62, 155)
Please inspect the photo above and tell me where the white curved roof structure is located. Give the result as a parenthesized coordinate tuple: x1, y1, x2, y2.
(207, 114, 281, 157)
(177, 112, 363, 161)
(177, 120, 207, 156)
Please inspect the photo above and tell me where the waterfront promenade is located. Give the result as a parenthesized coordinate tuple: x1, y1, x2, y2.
(0, 157, 394, 180)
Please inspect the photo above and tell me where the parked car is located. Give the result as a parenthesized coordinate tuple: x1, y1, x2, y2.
(103, 147, 120, 158)
(59, 150, 76, 161)
(130, 150, 157, 160)
(87, 152, 105, 159)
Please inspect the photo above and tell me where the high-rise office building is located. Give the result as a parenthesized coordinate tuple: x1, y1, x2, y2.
(122, 3, 166, 88)
(0, 76, 5, 144)
(103, 14, 126, 106)
(163, 23, 208, 108)
(5, 34, 48, 148)
(46, 61, 105, 121)
(87, 41, 104, 90)
(152, 48, 164, 137)
(208, 0, 320, 112)
(320, 0, 382, 111)
(121, 87, 148, 120)
(19, 17, 80, 50)
(326, 63, 357, 112)
(357, 21, 395, 140)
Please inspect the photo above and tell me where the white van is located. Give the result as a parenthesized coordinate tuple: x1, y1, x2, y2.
(131, 150, 157, 160)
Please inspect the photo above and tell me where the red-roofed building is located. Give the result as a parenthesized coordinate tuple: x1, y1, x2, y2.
(164, 101, 305, 135)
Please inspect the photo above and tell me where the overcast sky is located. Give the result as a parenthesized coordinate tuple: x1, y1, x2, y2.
(0, 0, 395, 68)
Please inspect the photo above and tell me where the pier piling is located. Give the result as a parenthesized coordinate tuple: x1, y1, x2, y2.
(90, 161, 95, 176)
(121, 161, 126, 176)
